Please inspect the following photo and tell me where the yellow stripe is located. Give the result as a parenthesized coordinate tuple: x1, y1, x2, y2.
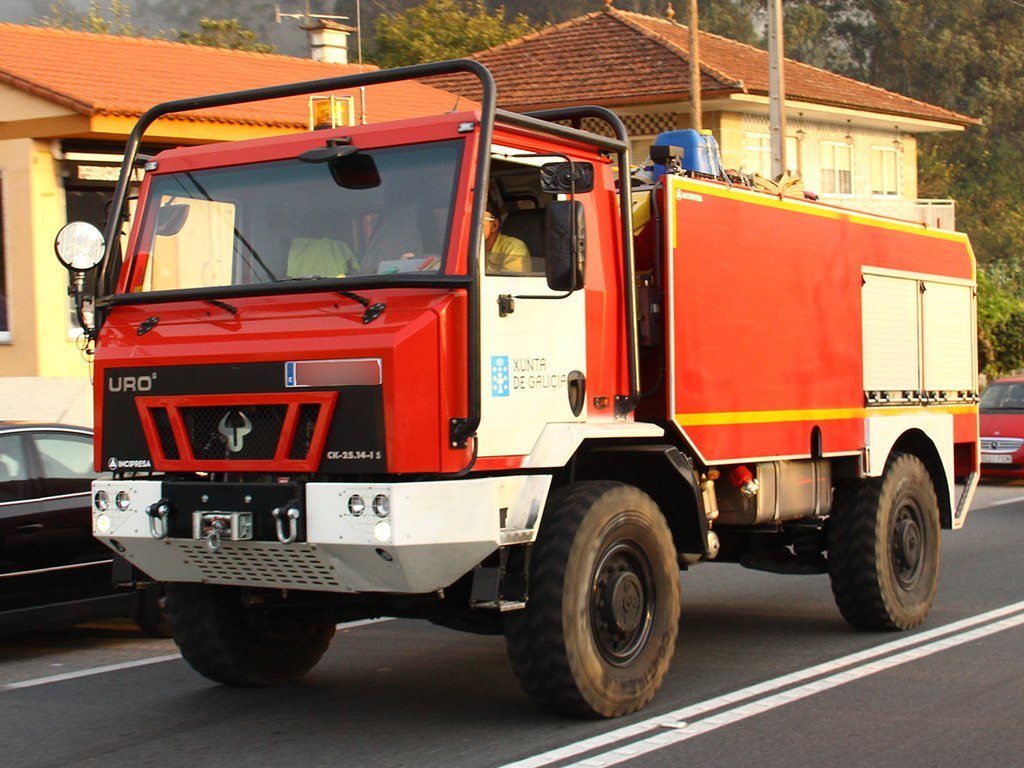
(674, 177, 972, 245)
(676, 405, 976, 427)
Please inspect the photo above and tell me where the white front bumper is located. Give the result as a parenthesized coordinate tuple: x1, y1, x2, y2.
(92, 475, 550, 594)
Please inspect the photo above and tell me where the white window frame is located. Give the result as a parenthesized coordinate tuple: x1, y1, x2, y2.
(821, 141, 853, 196)
(744, 132, 801, 178)
(870, 145, 900, 197)
(743, 133, 772, 178)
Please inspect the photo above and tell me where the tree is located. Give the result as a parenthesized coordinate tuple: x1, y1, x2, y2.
(37, 0, 138, 35)
(178, 18, 276, 52)
(816, 0, 1024, 374)
(371, 0, 535, 68)
(698, 0, 761, 45)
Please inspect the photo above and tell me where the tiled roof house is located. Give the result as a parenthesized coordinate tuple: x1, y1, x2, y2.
(0, 22, 460, 141)
(432, 8, 975, 228)
(457, 9, 973, 126)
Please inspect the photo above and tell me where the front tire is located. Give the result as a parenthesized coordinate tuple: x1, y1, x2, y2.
(165, 583, 336, 686)
(827, 453, 941, 630)
(505, 481, 680, 717)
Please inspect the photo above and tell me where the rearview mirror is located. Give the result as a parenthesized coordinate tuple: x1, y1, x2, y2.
(545, 201, 586, 292)
(299, 139, 380, 189)
(541, 162, 594, 194)
(155, 203, 189, 236)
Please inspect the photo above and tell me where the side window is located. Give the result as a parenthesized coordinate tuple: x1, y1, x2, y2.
(32, 433, 95, 498)
(0, 434, 30, 502)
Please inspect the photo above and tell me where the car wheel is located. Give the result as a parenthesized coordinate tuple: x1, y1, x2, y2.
(504, 481, 680, 717)
(165, 582, 336, 686)
(828, 452, 941, 630)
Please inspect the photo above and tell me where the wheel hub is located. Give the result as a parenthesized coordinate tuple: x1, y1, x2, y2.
(892, 506, 923, 588)
(603, 571, 643, 634)
(591, 541, 655, 665)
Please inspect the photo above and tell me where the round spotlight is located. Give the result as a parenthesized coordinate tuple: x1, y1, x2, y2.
(348, 494, 366, 516)
(372, 494, 390, 518)
(94, 489, 110, 512)
(115, 490, 132, 511)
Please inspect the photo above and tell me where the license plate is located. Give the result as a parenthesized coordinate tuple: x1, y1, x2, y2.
(982, 453, 1013, 464)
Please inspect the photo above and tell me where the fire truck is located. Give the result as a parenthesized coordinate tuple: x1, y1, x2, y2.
(55, 61, 979, 718)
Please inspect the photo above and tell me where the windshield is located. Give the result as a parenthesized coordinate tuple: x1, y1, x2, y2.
(980, 381, 1024, 411)
(126, 140, 462, 293)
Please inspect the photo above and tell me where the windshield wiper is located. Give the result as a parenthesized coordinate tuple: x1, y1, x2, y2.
(337, 290, 385, 324)
(205, 299, 238, 315)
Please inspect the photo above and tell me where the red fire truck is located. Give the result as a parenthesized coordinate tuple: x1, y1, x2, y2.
(56, 61, 979, 718)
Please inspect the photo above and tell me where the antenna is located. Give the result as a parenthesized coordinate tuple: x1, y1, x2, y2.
(275, 1, 350, 26)
(276, 1, 368, 123)
(274, 2, 363, 69)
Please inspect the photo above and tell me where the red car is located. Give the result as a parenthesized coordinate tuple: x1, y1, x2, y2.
(980, 377, 1024, 479)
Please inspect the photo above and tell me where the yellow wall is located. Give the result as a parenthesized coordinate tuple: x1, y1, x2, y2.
(1, 138, 41, 375)
(0, 138, 91, 378)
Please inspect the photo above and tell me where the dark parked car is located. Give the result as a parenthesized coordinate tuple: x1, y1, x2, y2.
(980, 377, 1024, 480)
(0, 423, 166, 635)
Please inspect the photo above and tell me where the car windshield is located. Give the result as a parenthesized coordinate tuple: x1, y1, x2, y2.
(127, 140, 462, 293)
(980, 381, 1024, 411)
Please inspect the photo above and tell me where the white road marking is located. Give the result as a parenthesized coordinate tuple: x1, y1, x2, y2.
(0, 618, 393, 692)
(1, 654, 182, 691)
(982, 496, 1024, 508)
(499, 600, 1024, 768)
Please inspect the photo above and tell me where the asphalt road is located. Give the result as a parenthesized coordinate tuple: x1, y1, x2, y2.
(1, 481, 1021, 768)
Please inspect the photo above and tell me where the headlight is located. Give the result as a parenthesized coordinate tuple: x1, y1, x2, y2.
(94, 489, 110, 512)
(115, 490, 132, 511)
(372, 494, 390, 518)
(348, 494, 366, 516)
(373, 520, 392, 543)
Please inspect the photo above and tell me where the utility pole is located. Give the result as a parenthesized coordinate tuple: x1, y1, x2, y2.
(767, 0, 787, 179)
(688, 0, 702, 132)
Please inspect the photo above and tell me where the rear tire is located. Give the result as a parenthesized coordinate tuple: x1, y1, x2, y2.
(827, 453, 940, 630)
(165, 583, 335, 686)
(505, 481, 680, 717)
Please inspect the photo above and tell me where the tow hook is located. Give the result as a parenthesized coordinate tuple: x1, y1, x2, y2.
(146, 500, 172, 540)
(273, 506, 301, 544)
(205, 517, 226, 553)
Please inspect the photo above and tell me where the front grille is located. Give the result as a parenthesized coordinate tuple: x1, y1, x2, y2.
(184, 404, 287, 461)
(152, 407, 180, 460)
(289, 403, 322, 460)
(980, 437, 1024, 452)
(136, 392, 336, 472)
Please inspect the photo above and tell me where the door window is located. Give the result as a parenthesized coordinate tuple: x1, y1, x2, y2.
(0, 434, 30, 502)
(31, 432, 95, 498)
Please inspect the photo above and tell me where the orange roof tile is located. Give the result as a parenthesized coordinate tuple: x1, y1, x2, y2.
(0, 23, 462, 129)
(434, 10, 976, 128)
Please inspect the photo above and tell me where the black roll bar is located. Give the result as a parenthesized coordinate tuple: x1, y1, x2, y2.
(520, 106, 640, 417)
(97, 59, 496, 459)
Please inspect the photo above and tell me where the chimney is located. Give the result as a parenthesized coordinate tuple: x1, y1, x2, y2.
(302, 18, 355, 64)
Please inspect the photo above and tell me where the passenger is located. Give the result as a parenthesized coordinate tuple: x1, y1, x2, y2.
(485, 208, 530, 274)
